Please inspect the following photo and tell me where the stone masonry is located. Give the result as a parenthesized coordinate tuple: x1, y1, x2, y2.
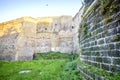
(0, 0, 120, 79)
(0, 16, 76, 61)
(77, 0, 120, 79)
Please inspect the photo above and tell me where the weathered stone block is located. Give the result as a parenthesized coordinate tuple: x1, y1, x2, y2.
(98, 39, 105, 44)
(105, 36, 114, 43)
(100, 51, 108, 56)
(107, 28, 117, 36)
(101, 64, 110, 71)
(102, 57, 111, 64)
(96, 57, 102, 62)
(113, 58, 120, 65)
(108, 50, 120, 57)
(116, 66, 120, 72)
(117, 27, 120, 33)
(108, 21, 118, 29)
(115, 42, 120, 49)
(94, 51, 100, 56)
(96, 34, 102, 39)
(107, 44, 115, 50)
(110, 65, 117, 72)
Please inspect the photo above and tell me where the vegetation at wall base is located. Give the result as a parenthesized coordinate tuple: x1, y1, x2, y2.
(34, 51, 78, 60)
(77, 58, 120, 80)
(0, 52, 82, 80)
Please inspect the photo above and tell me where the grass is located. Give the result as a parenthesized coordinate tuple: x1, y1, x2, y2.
(0, 52, 82, 80)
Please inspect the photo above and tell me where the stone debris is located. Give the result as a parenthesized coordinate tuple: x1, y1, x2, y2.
(19, 70, 31, 74)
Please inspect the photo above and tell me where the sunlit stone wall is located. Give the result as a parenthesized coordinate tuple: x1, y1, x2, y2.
(0, 18, 22, 61)
(0, 16, 77, 61)
(16, 20, 36, 60)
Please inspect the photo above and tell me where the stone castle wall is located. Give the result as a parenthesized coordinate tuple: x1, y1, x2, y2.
(0, 16, 76, 61)
(78, 0, 120, 79)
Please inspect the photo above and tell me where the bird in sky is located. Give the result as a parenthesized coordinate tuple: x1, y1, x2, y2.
(46, 4, 48, 6)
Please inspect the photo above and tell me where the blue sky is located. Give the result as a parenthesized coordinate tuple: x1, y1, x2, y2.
(0, 0, 82, 23)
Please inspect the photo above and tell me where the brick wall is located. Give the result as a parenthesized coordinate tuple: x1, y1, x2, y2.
(78, 0, 120, 79)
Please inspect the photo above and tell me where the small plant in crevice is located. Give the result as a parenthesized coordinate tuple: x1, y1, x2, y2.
(111, 65, 117, 73)
(109, 3, 118, 13)
(82, 0, 100, 19)
(113, 35, 120, 41)
(95, 51, 100, 56)
(83, 2, 91, 14)
(109, 0, 120, 14)
(79, 21, 88, 36)
(93, 24, 98, 30)
(99, 0, 113, 15)
(105, 16, 113, 24)
(87, 32, 91, 37)
(116, 17, 120, 21)
(99, 0, 119, 16)
(79, 45, 83, 52)
(99, 7, 107, 16)
(103, 29, 108, 34)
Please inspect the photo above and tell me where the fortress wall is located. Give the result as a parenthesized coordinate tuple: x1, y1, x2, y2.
(78, 0, 120, 79)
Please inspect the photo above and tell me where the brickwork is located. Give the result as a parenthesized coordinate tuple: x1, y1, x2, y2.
(78, 0, 120, 79)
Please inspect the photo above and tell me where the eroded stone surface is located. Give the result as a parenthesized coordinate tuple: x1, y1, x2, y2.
(0, 16, 78, 61)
